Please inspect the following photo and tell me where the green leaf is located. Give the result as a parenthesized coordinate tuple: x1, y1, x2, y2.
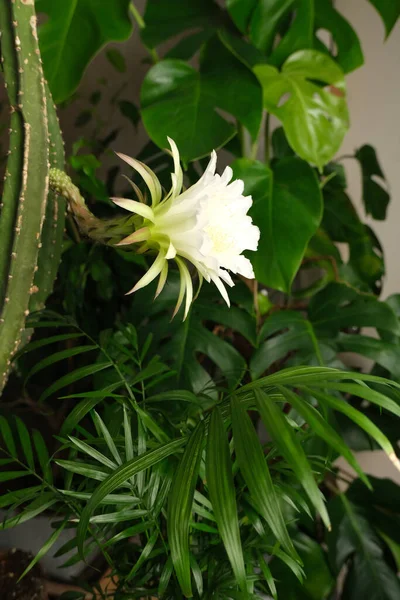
(58, 489, 139, 505)
(231, 397, 298, 559)
(258, 553, 277, 600)
(119, 100, 140, 129)
(158, 556, 174, 597)
(0, 471, 30, 483)
(141, 35, 262, 162)
(254, 50, 349, 168)
(105, 48, 126, 73)
(77, 438, 186, 554)
(60, 383, 122, 435)
(142, 0, 221, 47)
(279, 387, 370, 488)
(168, 423, 204, 598)
(55, 459, 110, 481)
(355, 145, 390, 221)
(39, 361, 111, 403)
(36, 0, 132, 102)
(19, 520, 67, 580)
(103, 522, 151, 549)
(309, 282, 400, 336)
(15, 417, 34, 469)
(13, 333, 83, 361)
(226, 0, 257, 32)
(251, 311, 322, 378)
(231, 158, 322, 292)
(328, 493, 400, 599)
(0, 494, 57, 530)
(25, 345, 96, 382)
(314, 0, 364, 73)
(32, 430, 53, 484)
(305, 387, 400, 468)
(68, 436, 117, 470)
(0, 416, 16, 456)
(366, 0, 400, 37)
(206, 407, 247, 591)
(249, 0, 294, 55)
(337, 334, 400, 379)
(254, 388, 330, 529)
(127, 530, 159, 580)
(271, 532, 334, 600)
(92, 411, 122, 465)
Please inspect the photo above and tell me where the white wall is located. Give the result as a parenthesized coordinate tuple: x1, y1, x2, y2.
(335, 1, 400, 298)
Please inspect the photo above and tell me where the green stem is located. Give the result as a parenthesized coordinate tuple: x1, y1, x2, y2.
(129, 2, 159, 64)
(264, 113, 271, 165)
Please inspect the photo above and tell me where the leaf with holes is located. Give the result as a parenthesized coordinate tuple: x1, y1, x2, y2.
(254, 50, 349, 167)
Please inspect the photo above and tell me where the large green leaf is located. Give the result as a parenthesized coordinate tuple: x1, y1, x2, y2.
(141, 35, 262, 161)
(142, 0, 221, 47)
(254, 50, 349, 168)
(327, 492, 400, 599)
(231, 158, 322, 292)
(337, 333, 400, 379)
(309, 283, 400, 336)
(271, 532, 334, 600)
(168, 423, 204, 598)
(355, 145, 390, 221)
(231, 397, 297, 559)
(36, 0, 132, 103)
(366, 0, 400, 37)
(206, 408, 247, 591)
(314, 0, 364, 73)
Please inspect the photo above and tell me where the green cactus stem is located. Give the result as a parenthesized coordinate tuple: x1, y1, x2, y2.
(49, 168, 138, 245)
(0, 0, 64, 393)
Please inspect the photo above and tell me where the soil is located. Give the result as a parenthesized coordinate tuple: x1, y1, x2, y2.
(0, 548, 45, 600)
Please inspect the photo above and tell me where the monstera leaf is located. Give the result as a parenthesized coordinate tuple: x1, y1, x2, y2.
(254, 50, 349, 168)
(37, 0, 132, 103)
(232, 157, 322, 293)
(141, 36, 262, 161)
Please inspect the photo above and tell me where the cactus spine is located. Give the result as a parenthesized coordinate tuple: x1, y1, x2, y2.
(0, 0, 65, 393)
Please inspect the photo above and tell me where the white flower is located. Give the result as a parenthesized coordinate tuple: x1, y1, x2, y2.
(112, 138, 260, 319)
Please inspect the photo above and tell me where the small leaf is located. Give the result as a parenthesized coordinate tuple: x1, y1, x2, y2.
(19, 520, 67, 580)
(106, 48, 126, 72)
(25, 345, 96, 382)
(39, 362, 111, 402)
(127, 530, 158, 580)
(60, 383, 122, 435)
(15, 417, 34, 469)
(168, 423, 204, 598)
(68, 436, 117, 470)
(0, 416, 16, 456)
(158, 556, 174, 598)
(32, 430, 53, 484)
(92, 411, 122, 465)
(77, 438, 186, 555)
(206, 407, 247, 591)
(55, 459, 110, 481)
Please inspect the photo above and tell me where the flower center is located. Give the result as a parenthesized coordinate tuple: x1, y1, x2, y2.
(204, 224, 236, 255)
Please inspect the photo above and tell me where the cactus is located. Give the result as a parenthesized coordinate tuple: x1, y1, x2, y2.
(0, 0, 65, 393)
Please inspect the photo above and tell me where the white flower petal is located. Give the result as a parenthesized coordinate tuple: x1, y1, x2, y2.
(116, 152, 162, 206)
(112, 198, 155, 222)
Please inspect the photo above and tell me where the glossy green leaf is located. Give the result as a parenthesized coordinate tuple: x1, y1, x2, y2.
(0, 471, 29, 483)
(231, 158, 322, 292)
(0, 494, 57, 530)
(355, 145, 390, 221)
(92, 411, 122, 465)
(77, 438, 186, 554)
(254, 388, 330, 529)
(168, 423, 204, 598)
(271, 532, 334, 600)
(39, 361, 111, 403)
(59, 489, 139, 505)
(68, 436, 117, 470)
(315, 0, 364, 73)
(367, 0, 400, 37)
(254, 50, 349, 168)
(158, 556, 174, 597)
(103, 522, 151, 549)
(141, 36, 262, 161)
(55, 459, 110, 481)
(206, 407, 247, 591)
(13, 333, 83, 361)
(37, 0, 132, 103)
(226, 0, 257, 32)
(249, 0, 294, 54)
(231, 397, 298, 559)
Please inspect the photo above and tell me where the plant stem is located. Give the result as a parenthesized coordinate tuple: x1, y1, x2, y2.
(264, 113, 271, 164)
(129, 2, 159, 64)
